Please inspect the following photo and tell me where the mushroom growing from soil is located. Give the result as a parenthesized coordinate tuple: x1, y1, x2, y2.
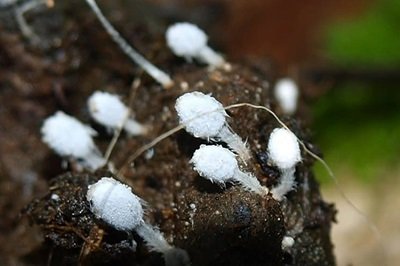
(41, 111, 105, 170)
(87, 177, 190, 266)
(267, 128, 302, 201)
(87, 91, 147, 136)
(175, 91, 251, 163)
(191, 145, 268, 195)
(166, 22, 225, 68)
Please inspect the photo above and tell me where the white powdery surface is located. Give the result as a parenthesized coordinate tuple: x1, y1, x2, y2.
(41, 111, 98, 158)
(268, 128, 301, 169)
(175, 91, 226, 138)
(88, 91, 129, 128)
(274, 78, 299, 114)
(166, 22, 207, 59)
(87, 177, 144, 231)
(191, 145, 237, 184)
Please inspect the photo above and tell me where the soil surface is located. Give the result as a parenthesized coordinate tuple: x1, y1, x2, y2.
(0, 1, 335, 265)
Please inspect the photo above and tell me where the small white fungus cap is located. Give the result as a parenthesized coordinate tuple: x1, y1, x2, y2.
(191, 145, 267, 195)
(268, 128, 301, 169)
(41, 111, 105, 170)
(282, 236, 295, 250)
(166, 22, 207, 59)
(191, 145, 237, 184)
(166, 22, 224, 67)
(88, 91, 146, 136)
(88, 91, 129, 128)
(274, 78, 299, 115)
(175, 91, 226, 138)
(87, 177, 144, 231)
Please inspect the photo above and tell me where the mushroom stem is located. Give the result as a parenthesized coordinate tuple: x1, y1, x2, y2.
(124, 119, 148, 136)
(198, 46, 225, 68)
(135, 223, 171, 252)
(217, 126, 251, 163)
(135, 223, 190, 266)
(14, 0, 47, 44)
(83, 149, 106, 170)
(271, 168, 296, 201)
(85, 0, 173, 88)
(234, 169, 268, 195)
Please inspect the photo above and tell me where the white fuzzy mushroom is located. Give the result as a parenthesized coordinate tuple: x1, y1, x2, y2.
(41, 111, 105, 170)
(267, 128, 301, 201)
(87, 177, 190, 266)
(166, 22, 225, 68)
(274, 78, 299, 115)
(87, 177, 144, 231)
(87, 91, 147, 136)
(175, 91, 251, 163)
(191, 145, 268, 195)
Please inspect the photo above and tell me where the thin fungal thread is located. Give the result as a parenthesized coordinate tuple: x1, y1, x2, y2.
(85, 0, 173, 88)
(117, 101, 386, 264)
(104, 79, 140, 164)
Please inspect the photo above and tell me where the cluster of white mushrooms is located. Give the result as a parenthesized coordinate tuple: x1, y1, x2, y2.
(175, 91, 301, 201)
(41, 91, 146, 171)
(39, 10, 303, 263)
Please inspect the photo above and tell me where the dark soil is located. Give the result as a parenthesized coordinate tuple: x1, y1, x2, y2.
(0, 1, 335, 265)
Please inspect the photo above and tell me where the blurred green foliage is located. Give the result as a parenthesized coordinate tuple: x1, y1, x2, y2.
(312, 85, 400, 184)
(314, 0, 400, 184)
(326, 0, 400, 66)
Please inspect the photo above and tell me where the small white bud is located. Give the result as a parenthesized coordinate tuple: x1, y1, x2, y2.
(176, 91, 251, 162)
(41, 111, 105, 170)
(86, 177, 190, 266)
(268, 128, 301, 201)
(191, 145, 267, 195)
(274, 78, 299, 115)
(87, 91, 147, 136)
(268, 128, 301, 170)
(282, 236, 295, 250)
(166, 22, 225, 68)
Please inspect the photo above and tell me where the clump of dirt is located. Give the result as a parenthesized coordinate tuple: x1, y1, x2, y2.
(0, 1, 335, 266)
(23, 62, 335, 266)
(24, 172, 142, 265)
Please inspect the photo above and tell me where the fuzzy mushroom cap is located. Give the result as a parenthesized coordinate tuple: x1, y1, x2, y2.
(88, 91, 129, 128)
(41, 111, 97, 158)
(190, 145, 237, 184)
(267, 128, 301, 169)
(166, 22, 208, 58)
(274, 78, 299, 114)
(175, 91, 226, 138)
(87, 177, 144, 231)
